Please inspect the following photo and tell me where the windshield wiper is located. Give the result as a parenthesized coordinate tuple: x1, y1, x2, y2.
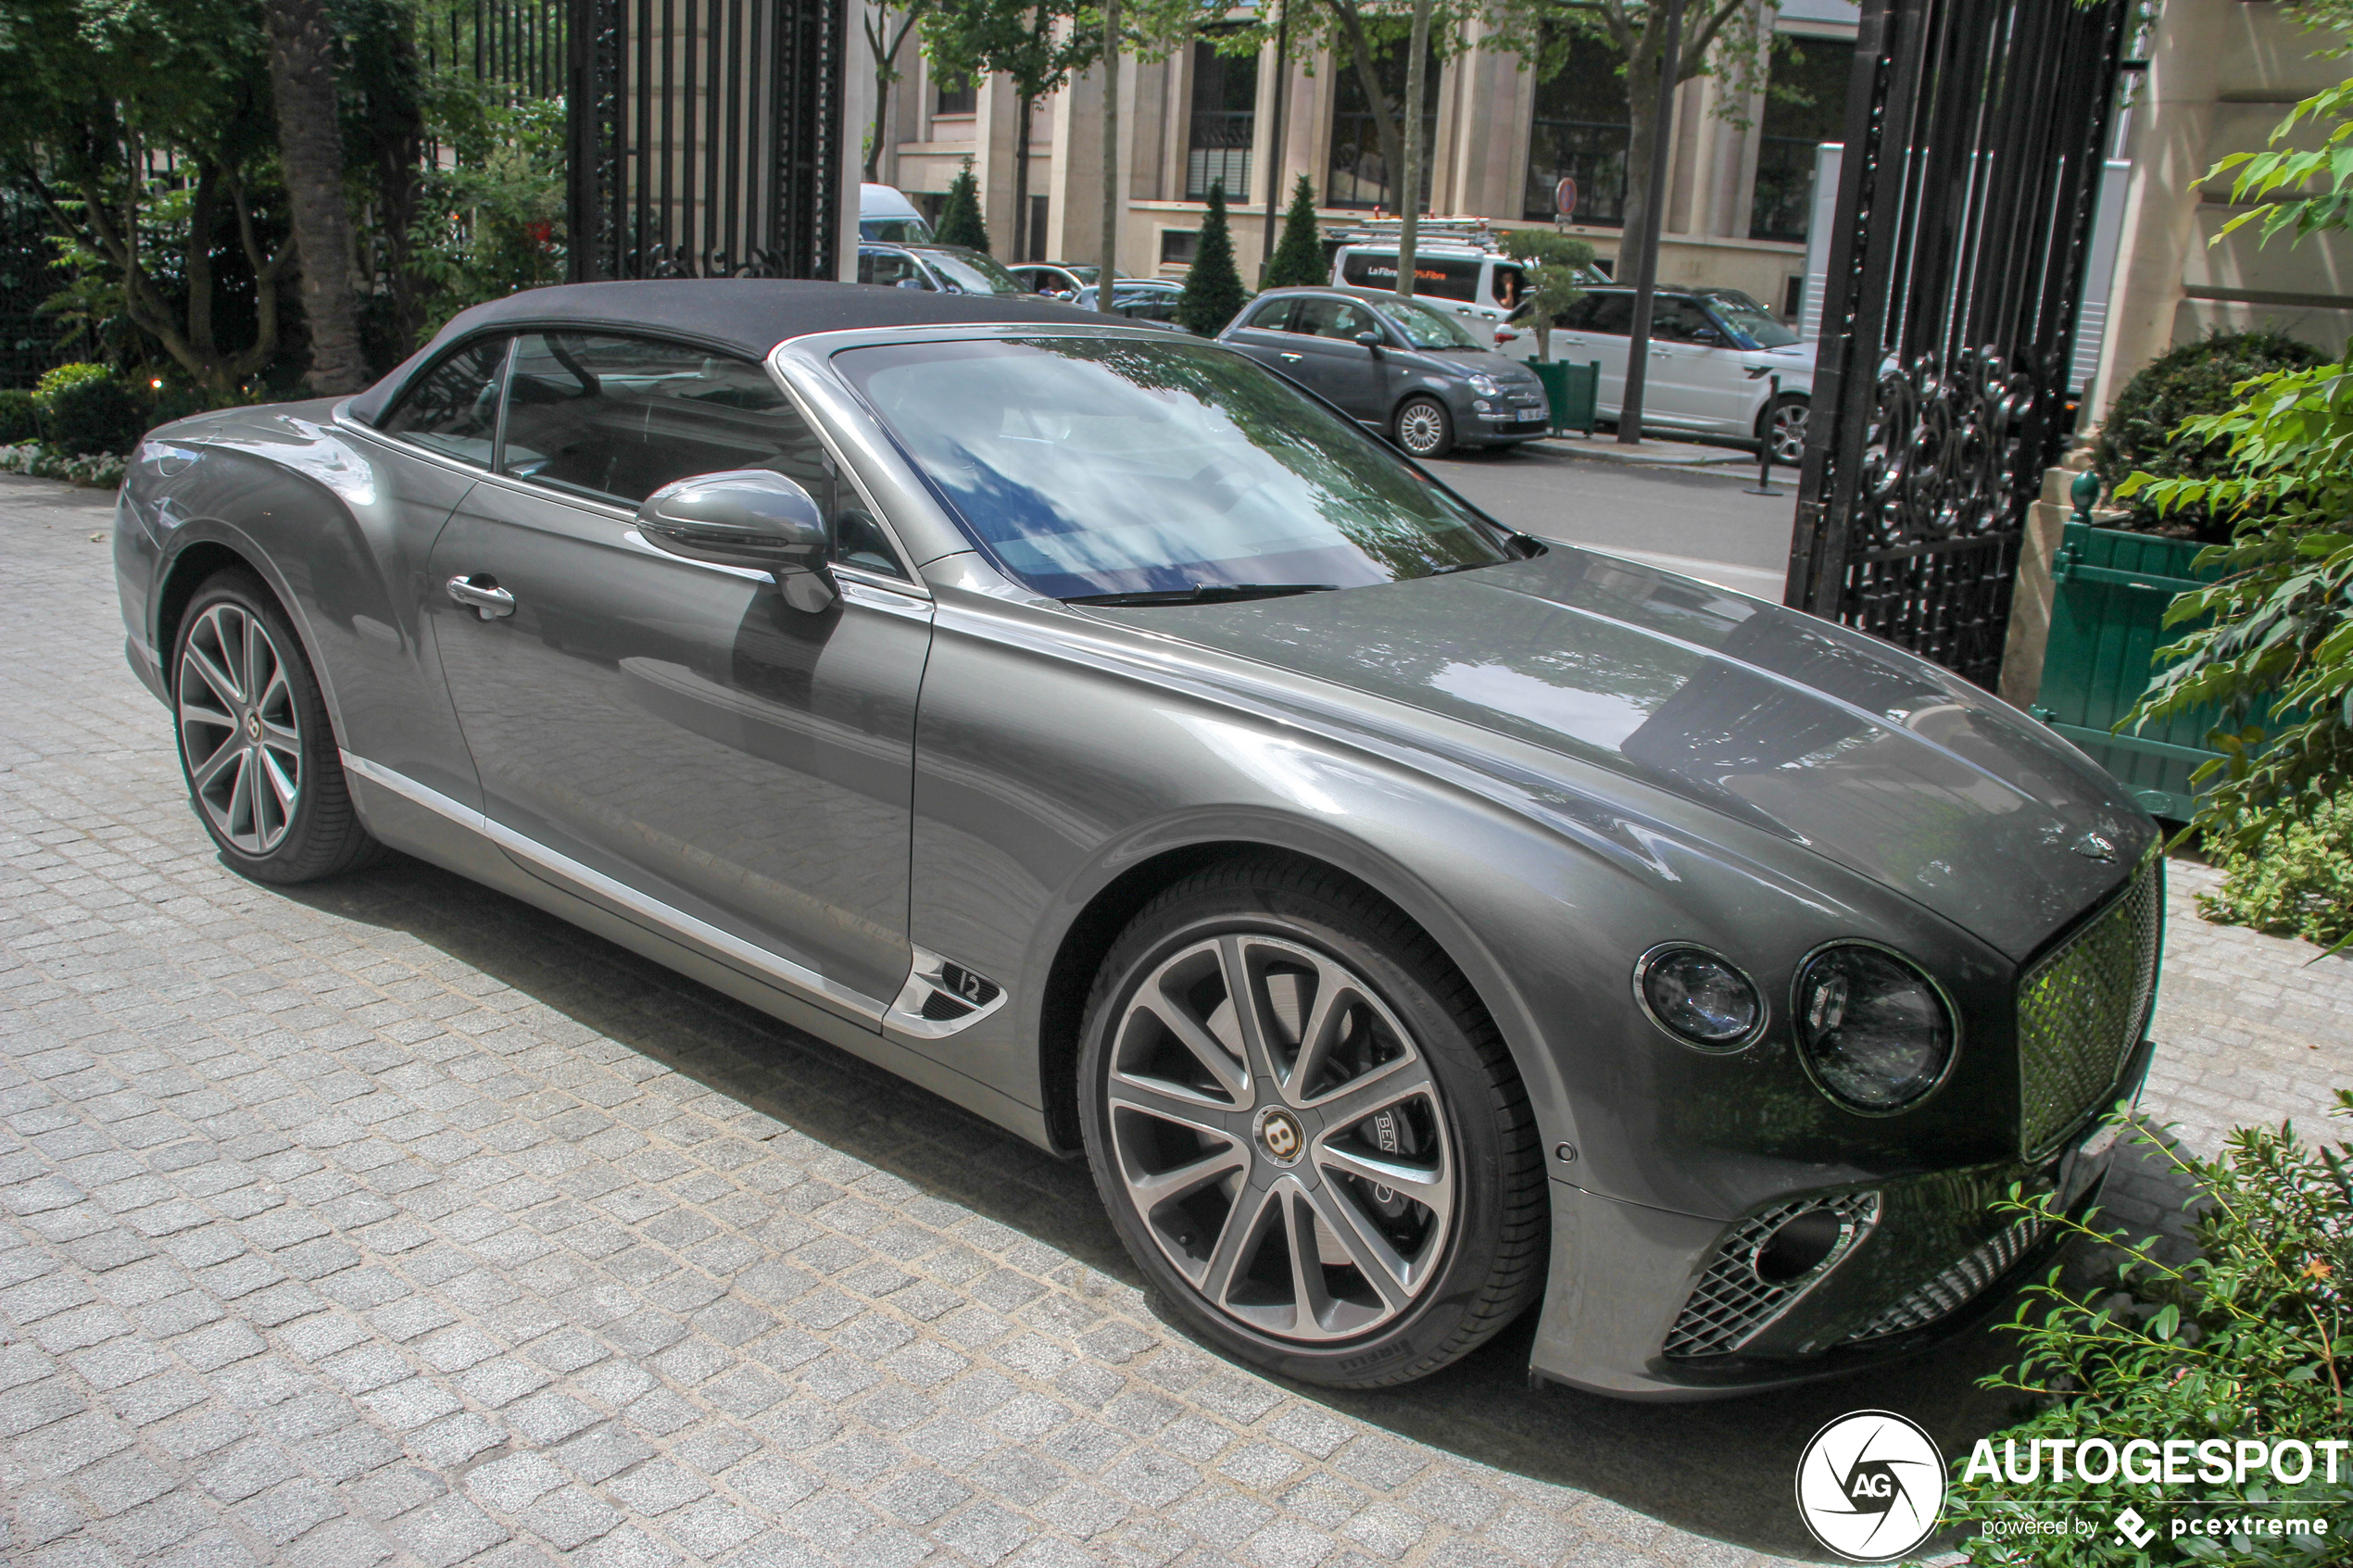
(1063, 583, 1338, 608)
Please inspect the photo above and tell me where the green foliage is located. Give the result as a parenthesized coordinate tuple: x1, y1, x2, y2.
(0, 440, 128, 488)
(934, 161, 990, 254)
(2213, 77, 2353, 250)
(1176, 182, 1248, 337)
(0, 388, 34, 444)
(2198, 788, 2353, 949)
(1262, 175, 1326, 289)
(33, 363, 145, 455)
(2094, 332, 2327, 544)
(1496, 230, 1593, 360)
(2116, 359, 2353, 849)
(1954, 1101, 2353, 1565)
(405, 81, 567, 337)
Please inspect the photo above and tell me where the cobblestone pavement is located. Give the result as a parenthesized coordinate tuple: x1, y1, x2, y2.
(2, 473, 2347, 1568)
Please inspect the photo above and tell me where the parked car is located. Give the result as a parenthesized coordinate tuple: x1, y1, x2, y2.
(856, 242, 1028, 296)
(860, 183, 933, 245)
(118, 280, 2160, 1399)
(1221, 284, 1550, 457)
(1006, 262, 1133, 298)
(1508, 285, 1815, 460)
(1071, 279, 1187, 326)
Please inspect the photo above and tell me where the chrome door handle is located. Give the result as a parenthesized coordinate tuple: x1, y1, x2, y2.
(446, 574, 515, 620)
(1278, 352, 1303, 362)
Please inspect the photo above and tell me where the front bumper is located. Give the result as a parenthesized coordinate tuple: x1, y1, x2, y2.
(1529, 1038, 2151, 1400)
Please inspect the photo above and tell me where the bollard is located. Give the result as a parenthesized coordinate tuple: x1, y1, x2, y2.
(2070, 467, 2101, 524)
(1743, 373, 1783, 496)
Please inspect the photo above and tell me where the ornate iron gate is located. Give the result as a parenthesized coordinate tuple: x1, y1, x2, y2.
(567, 0, 846, 283)
(1784, 0, 2125, 688)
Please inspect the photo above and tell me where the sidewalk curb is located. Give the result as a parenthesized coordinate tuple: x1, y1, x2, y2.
(1527, 436, 1757, 468)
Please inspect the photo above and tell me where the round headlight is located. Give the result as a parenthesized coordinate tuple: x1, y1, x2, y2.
(1466, 372, 1502, 397)
(1793, 945, 1955, 1112)
(1636, 946, 1762, 1047)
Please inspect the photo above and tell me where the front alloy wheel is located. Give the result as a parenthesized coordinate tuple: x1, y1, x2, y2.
(1080, 857, 1543, 1387)
(1392, 396, 1454, 459)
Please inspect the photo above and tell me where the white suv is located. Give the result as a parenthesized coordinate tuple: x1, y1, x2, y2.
(1506, 285, 1816, 459)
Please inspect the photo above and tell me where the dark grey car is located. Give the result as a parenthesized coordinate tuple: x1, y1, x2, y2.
(115, 281, 2159, 1399)
(1219, 285, 1551, 458)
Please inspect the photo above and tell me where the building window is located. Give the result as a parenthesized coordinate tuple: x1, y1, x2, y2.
(1187, 34, 1258, 202)
(1161, 230, 1200, 267)
(1327, 40, 1439, 211)
(1522, 35, 1629, 225)
(1749, 38, 1852, 242)
(935, 73, 975, 117)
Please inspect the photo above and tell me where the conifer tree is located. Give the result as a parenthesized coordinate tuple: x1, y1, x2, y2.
(1261, 174, 1326, 289)
(934, 160, 991, 253)
(1176, 182, 1248, 335)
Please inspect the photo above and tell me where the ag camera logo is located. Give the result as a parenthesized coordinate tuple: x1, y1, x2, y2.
(1796, 1410, 1946, 1562)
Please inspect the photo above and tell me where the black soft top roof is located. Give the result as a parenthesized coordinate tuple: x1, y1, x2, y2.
(346, 279, 1114, 425)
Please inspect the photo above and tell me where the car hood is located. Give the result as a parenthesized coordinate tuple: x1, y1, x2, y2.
(1415, 348, 1541, 383)
(1088, 547, 2149, 959)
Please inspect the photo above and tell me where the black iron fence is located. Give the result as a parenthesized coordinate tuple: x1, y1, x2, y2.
(1786, 0, 2125, 688)
(568, 0, 846, 282)
(426, 0, 567, 98)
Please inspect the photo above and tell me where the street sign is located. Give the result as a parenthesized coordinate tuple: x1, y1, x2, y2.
(1554, 177, 1579, 220)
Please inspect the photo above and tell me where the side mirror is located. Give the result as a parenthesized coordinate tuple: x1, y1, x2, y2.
(1354, 330, 1382, 349)
(1691, 326, 1724, 346)
(636, 470, 837, 612)
(894, 277, 925, 289)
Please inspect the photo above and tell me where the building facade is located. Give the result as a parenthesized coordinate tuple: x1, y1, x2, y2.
(859, 0, 1860, 314)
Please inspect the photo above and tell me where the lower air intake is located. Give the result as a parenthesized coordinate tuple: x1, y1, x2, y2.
(1663, 1192, 1880, 1359)
(1847, 1211, 2054, 1341)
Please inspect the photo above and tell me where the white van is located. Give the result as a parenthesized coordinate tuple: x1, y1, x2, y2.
(860, 183, 933, 245)
(1328, 241, 1528, 338)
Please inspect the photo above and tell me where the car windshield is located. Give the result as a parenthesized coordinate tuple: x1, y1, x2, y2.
(1368, 297, 1481, 350)
(1705, 293, 1800, 349)
(916, 248, 1027, 295)
(836, 336, 1511, 600)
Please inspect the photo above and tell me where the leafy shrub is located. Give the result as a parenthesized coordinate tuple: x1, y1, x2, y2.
(0, 441, 129, 489)
(1262, 175, 1326, 289)
(2197, 789, 2353, 948)
(36, 366, 147, 456)
(1497, 230, 1596, 362)
(933, 161, 990, 254)
(2093, 332, 2326, 544)
(1953, 1099, 2353, 1564)
(1176, 181, 1248, 337)
(0, 388, 35, 445)
(2119, 360, 2353, 851)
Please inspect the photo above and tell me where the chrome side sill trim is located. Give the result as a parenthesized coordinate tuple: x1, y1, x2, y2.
(340, 752, 888, 1025)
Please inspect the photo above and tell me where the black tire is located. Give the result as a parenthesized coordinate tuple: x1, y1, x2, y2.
(1077, 855, 1545, 1387)
(171, 570, 381, 884)
(1758, 394, 1808, 466)
(1391, 395, 1454, 459)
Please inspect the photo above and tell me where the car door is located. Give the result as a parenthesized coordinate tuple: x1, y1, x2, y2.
(1223, 296, 1305, 381)
(859, 247, 930, 290)
(1285, 296, 1387, 420)
(1641, 296, 1744, 432)
(423, 330, 932, 1021)
(1553, 293, 1633, 415)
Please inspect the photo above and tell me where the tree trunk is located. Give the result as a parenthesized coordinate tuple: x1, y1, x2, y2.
(264, 0, 369, 395)
(867, 18, 894, 183)
(1615, 39, 1662, 287)
(1327, 0, 1407, 226)
(1396, 0, 1432, 298)
(1013, 93, 1035, 261)
(1098, 0, 1120, 307)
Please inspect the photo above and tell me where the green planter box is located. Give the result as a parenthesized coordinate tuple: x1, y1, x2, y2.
(1530, 359, 1600, 436)
(2030, 521, 2231, 821)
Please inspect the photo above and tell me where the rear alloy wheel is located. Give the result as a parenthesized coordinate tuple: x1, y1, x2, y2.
(1760, 395, 1808, 465)
(1392, 395, 1454, 459)
(173, 571, 379, 884)
(1078, 857, 1544, 1387)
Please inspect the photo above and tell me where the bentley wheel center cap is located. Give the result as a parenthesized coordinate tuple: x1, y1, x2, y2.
(1256, 1107, 1304, 1166)
(245, 713, 262, 743)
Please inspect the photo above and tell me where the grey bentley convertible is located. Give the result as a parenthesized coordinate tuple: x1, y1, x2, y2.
(114, 281, 2159, 1399)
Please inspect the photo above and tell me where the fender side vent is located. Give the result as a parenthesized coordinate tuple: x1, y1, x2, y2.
(920, 990, 976, 1022)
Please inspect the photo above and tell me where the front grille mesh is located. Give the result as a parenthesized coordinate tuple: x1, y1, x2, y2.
(1847, 1211, 2054, 1341)
(2017, 857, 2161, 1159)
(1663, 1193, 1879, 1359)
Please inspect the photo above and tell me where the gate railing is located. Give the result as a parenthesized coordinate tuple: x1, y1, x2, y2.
(566, 0, 846, 284)
(1785, 0, 2125, 689)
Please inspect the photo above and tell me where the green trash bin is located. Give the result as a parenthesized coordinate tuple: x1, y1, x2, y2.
(1530, 360, 1601, 436)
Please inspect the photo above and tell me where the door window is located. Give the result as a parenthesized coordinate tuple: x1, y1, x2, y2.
(1584, 294, 1635, 333)
(859, 249, 927, 289)
(377, 337, 510, 465)
(1651, 298, 1717, 343)
(1242, 298, 1295, 331)
(496, 332, 908, 578)
(1290, 297, 1378, 341)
